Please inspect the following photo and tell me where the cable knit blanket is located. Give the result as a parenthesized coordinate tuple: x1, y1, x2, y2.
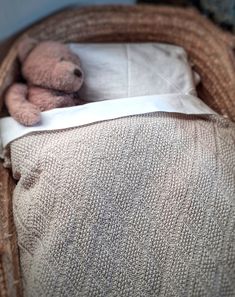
(6, 113, 235, 297)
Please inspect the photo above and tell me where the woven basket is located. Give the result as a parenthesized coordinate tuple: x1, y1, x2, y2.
(0, 5, 235, 297)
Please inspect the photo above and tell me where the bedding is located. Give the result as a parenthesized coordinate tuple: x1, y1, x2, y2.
(5, 113, 235, 297)
(0, 43, 212, 149)
(70, 43, 200, 101)
(2, 43, 235, 296)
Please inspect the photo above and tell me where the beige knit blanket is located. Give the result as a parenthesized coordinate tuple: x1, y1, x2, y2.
(6, 113, 235, 297)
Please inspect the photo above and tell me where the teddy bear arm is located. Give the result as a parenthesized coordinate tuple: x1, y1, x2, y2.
(5, 83, 41, 126)
(28, 86, 76, 111)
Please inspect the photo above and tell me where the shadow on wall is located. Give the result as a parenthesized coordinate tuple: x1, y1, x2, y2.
(0, 0, 135, 41)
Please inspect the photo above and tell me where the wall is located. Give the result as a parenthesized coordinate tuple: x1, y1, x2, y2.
(0, 0, 135, 41)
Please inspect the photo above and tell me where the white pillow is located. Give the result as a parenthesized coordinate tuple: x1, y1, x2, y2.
(69, 43, 199, 102)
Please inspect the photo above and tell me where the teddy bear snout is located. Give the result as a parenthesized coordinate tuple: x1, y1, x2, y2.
(74, 68, 82, 77)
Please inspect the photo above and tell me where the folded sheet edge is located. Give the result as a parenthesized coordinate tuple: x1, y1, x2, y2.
(0, 94, 217, 153)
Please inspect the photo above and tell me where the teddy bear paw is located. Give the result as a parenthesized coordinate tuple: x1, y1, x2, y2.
(14, 108, 41, 126)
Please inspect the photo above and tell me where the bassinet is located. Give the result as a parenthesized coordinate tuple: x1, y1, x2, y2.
(0, 5, 235, 297)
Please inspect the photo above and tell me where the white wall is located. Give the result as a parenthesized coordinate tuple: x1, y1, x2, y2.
(0, 0, 135, 41)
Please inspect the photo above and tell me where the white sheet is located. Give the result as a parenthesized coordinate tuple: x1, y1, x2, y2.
(0, 94, 216, 151)
(70, 43, 200, 101)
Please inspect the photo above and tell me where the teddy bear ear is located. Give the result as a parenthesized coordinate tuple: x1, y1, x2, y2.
(18, 37, 38, 63)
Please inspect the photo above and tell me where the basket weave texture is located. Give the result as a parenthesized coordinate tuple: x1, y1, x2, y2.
(0, 5, 235, 297)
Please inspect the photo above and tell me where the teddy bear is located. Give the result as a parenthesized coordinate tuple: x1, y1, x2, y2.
(5, 38, 84, 126)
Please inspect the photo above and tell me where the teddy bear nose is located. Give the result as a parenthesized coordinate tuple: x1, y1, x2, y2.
(74, 68, 82, 77)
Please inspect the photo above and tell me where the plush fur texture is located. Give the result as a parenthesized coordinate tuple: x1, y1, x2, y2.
(5, 38, 84, 126)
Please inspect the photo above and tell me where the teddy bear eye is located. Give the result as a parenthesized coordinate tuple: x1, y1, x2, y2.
(60, 57, 65, 62)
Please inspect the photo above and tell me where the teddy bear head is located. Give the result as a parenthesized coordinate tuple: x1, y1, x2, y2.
(18, 38, 84, 93)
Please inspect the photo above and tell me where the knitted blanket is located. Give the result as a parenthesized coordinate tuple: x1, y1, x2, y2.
(7, 113, 235, 297)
